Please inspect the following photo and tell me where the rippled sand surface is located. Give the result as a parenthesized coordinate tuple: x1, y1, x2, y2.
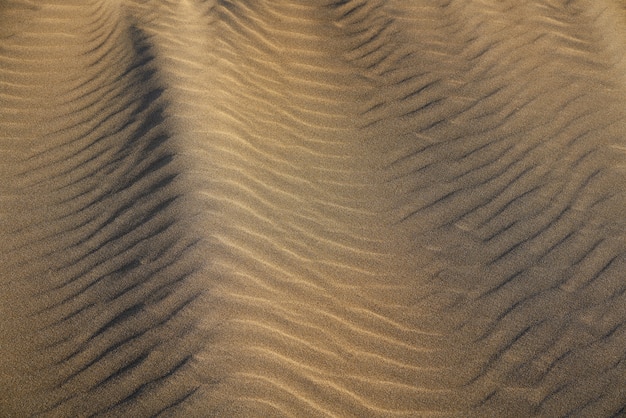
(2, 1, 626, 416)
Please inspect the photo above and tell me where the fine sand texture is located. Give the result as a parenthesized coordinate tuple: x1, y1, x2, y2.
(2, 0, 626, 416)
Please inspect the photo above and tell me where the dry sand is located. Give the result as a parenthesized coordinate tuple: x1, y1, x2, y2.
(1, 0, 626, 416)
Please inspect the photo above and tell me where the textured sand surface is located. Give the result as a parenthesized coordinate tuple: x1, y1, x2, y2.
(2, 0, 626, 416)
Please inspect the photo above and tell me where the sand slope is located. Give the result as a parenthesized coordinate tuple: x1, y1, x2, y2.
(1, 0, 626, 416)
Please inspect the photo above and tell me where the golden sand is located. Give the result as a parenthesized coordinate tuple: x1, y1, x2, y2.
(1, 0, 626, 416)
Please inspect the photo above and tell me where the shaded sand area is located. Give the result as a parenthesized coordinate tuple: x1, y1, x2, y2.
(2, 0, 626, 416)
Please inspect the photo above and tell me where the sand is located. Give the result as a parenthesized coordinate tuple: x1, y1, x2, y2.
(1, 0, 626, 416)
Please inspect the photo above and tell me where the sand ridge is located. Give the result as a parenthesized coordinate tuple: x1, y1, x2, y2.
(1, 0, 626, 416)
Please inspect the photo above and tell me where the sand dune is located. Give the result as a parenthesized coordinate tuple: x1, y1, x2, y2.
(1, 0, 626, 416)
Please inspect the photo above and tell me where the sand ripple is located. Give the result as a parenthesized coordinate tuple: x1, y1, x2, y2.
(1, 0, 626, 416)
